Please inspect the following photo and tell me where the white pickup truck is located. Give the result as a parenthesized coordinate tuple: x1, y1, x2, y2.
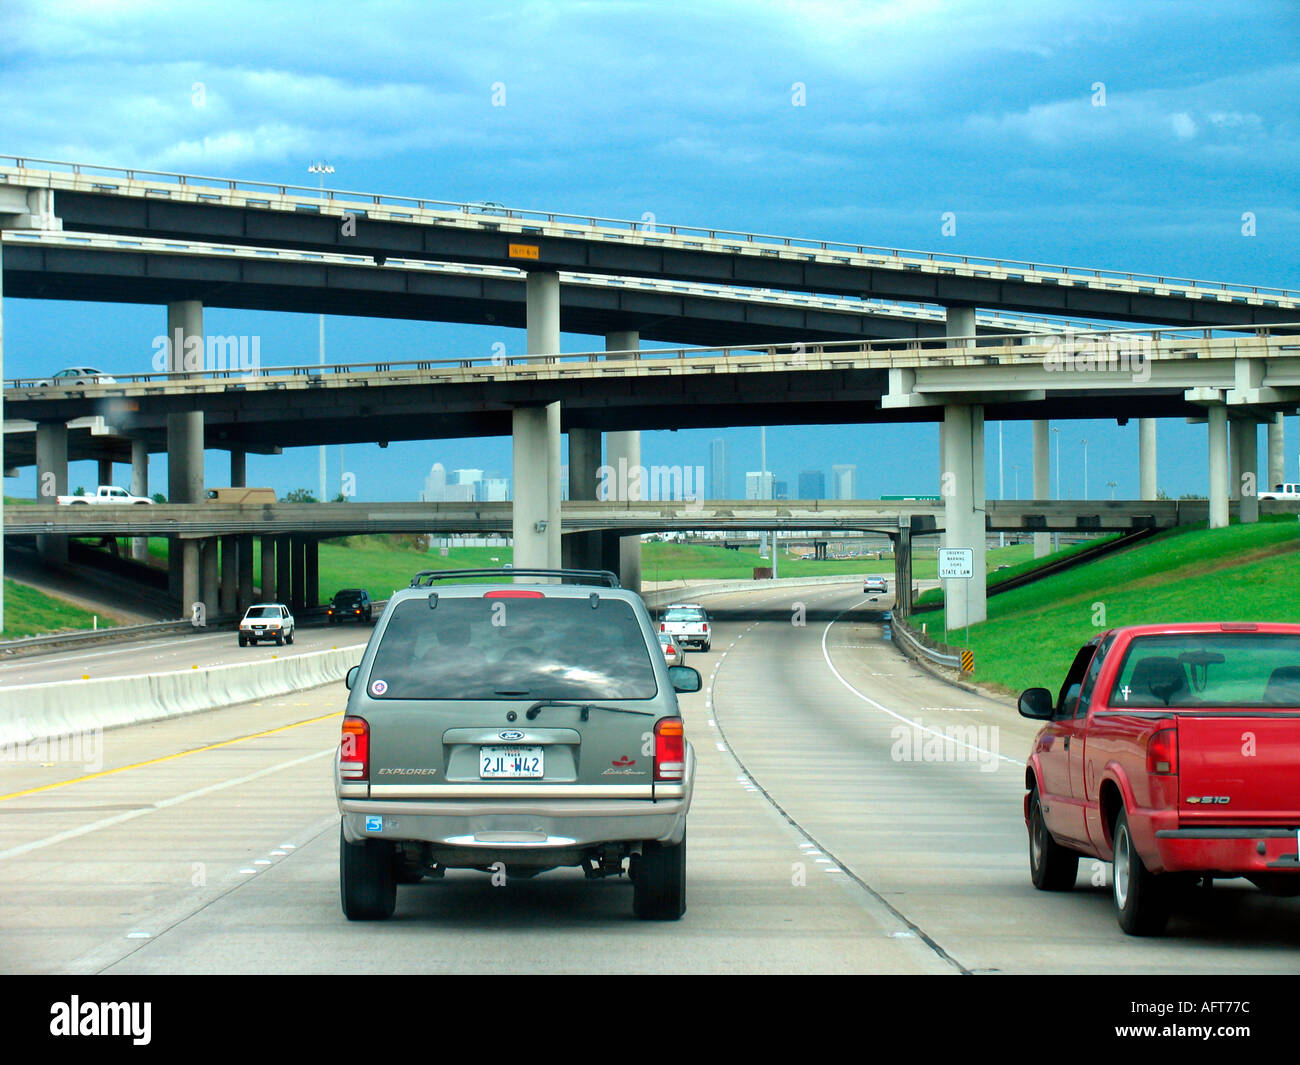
(659, 603, 711, 652)
(56, 485, 154, 505)
(1259, 482, 1300, 501)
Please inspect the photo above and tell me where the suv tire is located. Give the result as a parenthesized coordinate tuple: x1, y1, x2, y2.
(1028, 786, 1079, 891)
(633, 832, 686, 920)
(238, 634, 248, 647)
(340, 823, 397, 920)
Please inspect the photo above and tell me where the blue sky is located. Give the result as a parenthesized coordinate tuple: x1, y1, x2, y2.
(2, 0, 1298, 500)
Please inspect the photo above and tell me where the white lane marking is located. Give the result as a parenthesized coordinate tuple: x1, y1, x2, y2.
(819, 605, 1018, 767)
(0, 748, 334, 861)
(126, 931, 151, 939)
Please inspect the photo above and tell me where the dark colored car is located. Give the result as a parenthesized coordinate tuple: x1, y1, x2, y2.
(328, 588, 373, 624)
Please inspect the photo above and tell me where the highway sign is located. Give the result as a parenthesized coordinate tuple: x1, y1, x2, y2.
(938, 548, 973, 579)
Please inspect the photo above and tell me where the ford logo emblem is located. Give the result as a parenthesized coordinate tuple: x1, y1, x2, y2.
(499, 730, 525, 741)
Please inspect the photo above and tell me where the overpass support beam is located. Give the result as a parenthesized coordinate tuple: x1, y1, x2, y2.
(892, 525, 913, 619)
(131, 438, 149, 561)
(1236, 419, 1259, 524)
(605, 330, 642, 592)
(276, 535, 292, 606)
(290, 535, 306, 613)
(200, 538, 219, 622)
(35, 421, 69, 565)
(166, 300, 205, 595)
(238, 534, 254, 614)
(945, 306, 976, 346)
(1208, 406, 1230, 529)
(220, 535, 238, 614)
(942, 404, 987, 630)
(1139, 418, 1158, 501)
(1032, 420, 1050, 558)
(521, 271, 562, 568)
(181, 539, 200, 623)
(562, 427, 602, 570)
(260, 536, 276, 600)
(97, 457, 113, 487)
(230, 448, 246, 489)
(305, 538, 319, 609)
(1267, 413, 1286, 491)
(512, 407, 552, 569)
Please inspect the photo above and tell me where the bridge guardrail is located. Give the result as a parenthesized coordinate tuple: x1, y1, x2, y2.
(890, 615, 964, 670)
(5, 155, 1299, 301)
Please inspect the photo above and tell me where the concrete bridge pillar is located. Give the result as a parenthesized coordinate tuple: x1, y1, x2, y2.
(945, 306, 976, 346)
(276, 534, 292, 605)
(1267, 413, 1286, 491)
(305, 538, 319, 609)
(605, 330, 642, 591)
(35, 421, 69, 565)
(181, 539, 200, 622)
(1033, 420, 1051, 558)
(200, 537, 219, 621)
(290, 535, 306, 613)
(1139, 418, 1158, 500)
(237, 534, 255, 614)
(166, 301, 205, 595)
(97, 457, 113, 487)
(892, 524, 913, 619)
(512, 407, 552, 569)
(220, 535, 238, 614)
(260, 536, 277, 600)
(942, 403, 987, 630)
(1208, 406, 1230, 529)
(131, 437, 149, 561)
(562, 427, 602, 570)
(1236, 419, 1259, 524)
(230, 447, 246, 488)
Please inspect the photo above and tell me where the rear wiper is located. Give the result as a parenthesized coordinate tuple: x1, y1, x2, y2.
(524, 699, 654, 721)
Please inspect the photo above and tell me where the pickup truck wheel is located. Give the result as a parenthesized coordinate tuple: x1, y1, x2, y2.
(275, 632, 284, 646)
(340, 823, 396, 920)
(702, 642, 711, 653)
(238, 634, 248, 647)
(1028, 787, 1079, 891)
(633, 832, 686, 920)
(1113, 810, 1171, 936)
(286, 630, 294, 645)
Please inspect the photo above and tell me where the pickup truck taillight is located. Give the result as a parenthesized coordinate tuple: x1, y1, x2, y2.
(340, 716, 370, 780)
(659, 623, 666, 632)
(1147, 728, 1177, 775)
(654, 718, 685, 782)
(701, 623, 708, 633)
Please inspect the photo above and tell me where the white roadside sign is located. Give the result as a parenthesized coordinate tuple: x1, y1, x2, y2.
(938, 548, 974, 580)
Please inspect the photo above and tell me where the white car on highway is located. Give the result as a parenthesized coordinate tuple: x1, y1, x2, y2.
(238, 603, 295, 646)
(37, 366, 117, 387)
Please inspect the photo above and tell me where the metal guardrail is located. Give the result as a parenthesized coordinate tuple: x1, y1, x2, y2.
(0, 617, 199, 653)
(5, 154, 1299, 301)
(890, 616, 962, 670)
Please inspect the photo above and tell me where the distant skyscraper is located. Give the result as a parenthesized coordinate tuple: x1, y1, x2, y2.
(709, 439, 728, 499)
(746, 471, 774, 500)
(773, 480, 789, 500)
(832, 464, 856, 500)
(798, 470, 825, 500)
(419, 462, 447, 502)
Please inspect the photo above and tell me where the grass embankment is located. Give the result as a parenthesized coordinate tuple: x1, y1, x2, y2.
(913, 517, 1300, 694)
(0, 580, 117, 640)
(911, 536, 1120, 609)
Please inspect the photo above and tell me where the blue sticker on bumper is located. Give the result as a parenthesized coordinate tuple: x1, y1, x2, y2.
(365, 816, 383, 832)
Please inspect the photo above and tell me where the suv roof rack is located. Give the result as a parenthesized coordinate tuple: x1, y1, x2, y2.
(409, 567, 621, 588)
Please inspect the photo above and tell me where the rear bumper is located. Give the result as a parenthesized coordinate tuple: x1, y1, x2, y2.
(1134, 809, 1300, 874)
(338, 749, 695, 854)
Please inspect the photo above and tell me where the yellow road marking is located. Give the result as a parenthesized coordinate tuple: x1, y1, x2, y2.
(0, 711, 343, 802)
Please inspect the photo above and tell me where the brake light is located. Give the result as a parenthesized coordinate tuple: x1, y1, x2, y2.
(701, 622, 708, 633)
(654, 718, 685, 781)
(484, 590, 545, 598)
(1147, 727, 1177, 775)
(340, 716, 370, 780)
(660, 623, 665, 632)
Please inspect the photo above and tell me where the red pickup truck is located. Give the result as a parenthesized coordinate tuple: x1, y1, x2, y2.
(1020, 622, 1300, 935)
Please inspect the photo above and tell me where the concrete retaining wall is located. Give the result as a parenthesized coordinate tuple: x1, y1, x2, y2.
(0, 646, 364, 746)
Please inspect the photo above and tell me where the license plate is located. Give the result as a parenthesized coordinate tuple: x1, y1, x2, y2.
(479, 746, 544, 779)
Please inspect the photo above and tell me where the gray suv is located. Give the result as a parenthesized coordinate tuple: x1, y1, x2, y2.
(335, 568, 700, 921)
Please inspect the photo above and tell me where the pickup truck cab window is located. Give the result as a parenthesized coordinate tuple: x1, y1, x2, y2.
(1056, 640, 1099, 717)
(1073, 633, 1116, 718)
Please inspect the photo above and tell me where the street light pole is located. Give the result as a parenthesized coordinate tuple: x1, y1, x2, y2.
(998, 421, 1005, 549)
(1107, 480, 1117, 500)
(309, 160, 334, 502)
(1051, 426, 1061, 552)
(1082, 437, 1089, 500)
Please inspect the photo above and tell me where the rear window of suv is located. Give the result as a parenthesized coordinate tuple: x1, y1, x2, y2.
(367, 596, 658, 701)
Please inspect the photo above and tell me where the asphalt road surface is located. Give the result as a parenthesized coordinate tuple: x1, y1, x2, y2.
(2, 581, 1298, 975)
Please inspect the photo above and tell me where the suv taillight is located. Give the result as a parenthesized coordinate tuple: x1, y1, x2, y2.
(654, 718, 685, 782)
(1147, 727, 1177, 775)
(341, 716, 370, 780)
(659, 623, 666, 632)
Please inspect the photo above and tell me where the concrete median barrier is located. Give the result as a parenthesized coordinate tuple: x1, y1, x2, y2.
(0, 646, 363, 746)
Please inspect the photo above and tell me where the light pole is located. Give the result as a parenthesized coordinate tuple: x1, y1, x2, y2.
(1107, 480, 1117, 500)
(1011, 463, 1020, 500)
(998, 421, 1005, 548)
(1051, 426, 1061, 551)
(1081, 437, 1089, 500)
(309, 160, 334, 502)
